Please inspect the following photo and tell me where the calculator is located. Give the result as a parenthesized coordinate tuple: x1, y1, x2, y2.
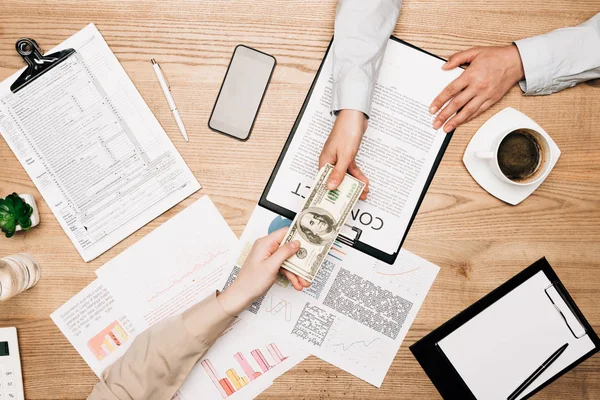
(0, 328, 24, 400)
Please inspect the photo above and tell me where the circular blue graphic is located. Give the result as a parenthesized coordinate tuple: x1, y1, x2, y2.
(268, 215, 292, 234)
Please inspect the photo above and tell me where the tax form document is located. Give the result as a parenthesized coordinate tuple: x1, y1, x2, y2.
(0, 24, 200, 261)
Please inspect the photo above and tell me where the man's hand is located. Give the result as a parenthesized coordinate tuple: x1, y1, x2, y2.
(319, 109, 369, 200)
(217, 228, 309, 315)
(430, 45, 525, 132)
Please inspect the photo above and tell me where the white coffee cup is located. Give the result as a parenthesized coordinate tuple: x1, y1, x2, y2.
(474, 128, 552, 186)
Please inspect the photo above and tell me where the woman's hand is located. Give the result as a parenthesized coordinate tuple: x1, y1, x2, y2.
(217, 228, 310, 316)
(430, 45, 525, 132)
(319, 109, 369, 200)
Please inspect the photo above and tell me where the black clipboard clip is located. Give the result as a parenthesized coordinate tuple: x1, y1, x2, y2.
(336, 224, 362, 247)
(545, 281, 588, 339)
(10, 38, 75, 94)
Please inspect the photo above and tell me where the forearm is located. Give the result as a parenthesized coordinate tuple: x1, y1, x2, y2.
(331, 0, 402, 116)
(514, 12, 600, 95)
(88, 292, 235, 400)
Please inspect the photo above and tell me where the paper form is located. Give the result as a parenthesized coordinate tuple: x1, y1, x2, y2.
(223, 205, 440, 387)
(0, 23, 200, 261)
(437, 271, 596, 400)
(264, 38, 462, 255)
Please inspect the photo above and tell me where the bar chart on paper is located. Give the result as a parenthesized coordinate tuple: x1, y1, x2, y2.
(87, 320, 129, 360)
(201, 342, 288, 398)
(328, 241, 347, 262)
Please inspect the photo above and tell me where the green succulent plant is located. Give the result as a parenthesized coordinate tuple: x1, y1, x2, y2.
(0, 193, 34, 238)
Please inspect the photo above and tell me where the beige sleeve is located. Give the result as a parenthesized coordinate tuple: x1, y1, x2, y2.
(87, 292, 236, 400)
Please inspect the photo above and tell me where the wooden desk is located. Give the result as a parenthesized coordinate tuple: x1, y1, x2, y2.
(0, 1, 598, 398)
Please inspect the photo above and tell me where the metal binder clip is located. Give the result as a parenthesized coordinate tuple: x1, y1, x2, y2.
(10, 38, 75, 93)
(337, 224, 363, 247)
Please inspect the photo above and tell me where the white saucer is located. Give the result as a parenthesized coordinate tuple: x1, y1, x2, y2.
(463, 107, 561, 205)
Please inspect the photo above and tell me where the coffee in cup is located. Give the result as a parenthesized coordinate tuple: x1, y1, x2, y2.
(475, 127, 552, 186)
(497, 129, 544, 182)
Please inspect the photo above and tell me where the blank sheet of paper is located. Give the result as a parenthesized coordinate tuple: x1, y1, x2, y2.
(0, 24, 200, 261)
(437, 271, 595, 400)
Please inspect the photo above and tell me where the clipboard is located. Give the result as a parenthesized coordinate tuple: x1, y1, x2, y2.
(10, 38, 75, 93)
(0, 24, 202, 262)
(410, 257, 600, 399)
(258, 36, 455, 264)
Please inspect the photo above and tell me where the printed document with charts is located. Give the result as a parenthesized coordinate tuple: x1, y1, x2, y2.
(0, 23, 200, 262)
(52, 197, 307, 400)
(223, 205, 440, 387)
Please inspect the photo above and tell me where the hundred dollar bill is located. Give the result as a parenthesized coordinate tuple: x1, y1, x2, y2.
(281, 163, 365, 282)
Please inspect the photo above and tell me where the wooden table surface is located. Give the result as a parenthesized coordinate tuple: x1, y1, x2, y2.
(1, 1, 599, 399)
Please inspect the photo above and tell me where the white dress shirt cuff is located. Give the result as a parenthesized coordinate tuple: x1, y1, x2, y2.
(331, 75, 374, 118)
(514, 37, 555, 95)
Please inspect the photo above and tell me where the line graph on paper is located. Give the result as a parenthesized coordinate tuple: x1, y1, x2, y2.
(324, 319, 388, 369)
(331, 338, 380, 352)
(374, 266, 421, 277)
(264, 295, 293, 322)
(145, 248, 230, 303)
(371, 259, 428, 296)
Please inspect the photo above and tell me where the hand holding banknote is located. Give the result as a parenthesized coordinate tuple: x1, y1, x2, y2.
(281, 163, 365, 283)
(319, 109, 370, 200)
(218, 229, 308, 315)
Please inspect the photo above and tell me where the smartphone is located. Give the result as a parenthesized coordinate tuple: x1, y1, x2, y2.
(208, 45, 276, 141)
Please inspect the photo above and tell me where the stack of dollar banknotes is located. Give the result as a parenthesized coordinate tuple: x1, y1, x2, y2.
(281, 163, 366, 282)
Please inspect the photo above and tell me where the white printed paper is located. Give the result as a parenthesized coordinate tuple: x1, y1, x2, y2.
(223, 205, 439, 387)
(95, 196, 307, 399)
(53, 196, 305, 399)
(50, 278, 137, 376)
(95, 196, 237, 328)
(52, 196, 235, 377)
(0, 23, 200, 261)
(180, 319, 306, 400)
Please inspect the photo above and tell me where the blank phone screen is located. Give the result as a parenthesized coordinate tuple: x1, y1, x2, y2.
(209, 46, 275, 140)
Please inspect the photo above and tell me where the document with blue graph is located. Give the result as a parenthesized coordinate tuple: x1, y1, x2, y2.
(222, 205, 440, 387)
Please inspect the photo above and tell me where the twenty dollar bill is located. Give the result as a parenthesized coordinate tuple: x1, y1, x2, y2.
(281, 163, 365, 282)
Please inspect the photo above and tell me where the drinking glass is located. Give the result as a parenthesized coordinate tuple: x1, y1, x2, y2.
(0, 253, 40, 302)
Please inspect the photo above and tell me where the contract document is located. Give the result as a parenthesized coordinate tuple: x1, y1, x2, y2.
(262, 38, 462, 263)
(0, 23, 200, 261)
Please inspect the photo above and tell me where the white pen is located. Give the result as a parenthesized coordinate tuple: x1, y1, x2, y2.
(151, 58, 188, 142)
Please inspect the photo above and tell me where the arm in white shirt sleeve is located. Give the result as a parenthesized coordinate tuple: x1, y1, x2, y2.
(514, 12, 600, 95)
(331, 0, 402, 117)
